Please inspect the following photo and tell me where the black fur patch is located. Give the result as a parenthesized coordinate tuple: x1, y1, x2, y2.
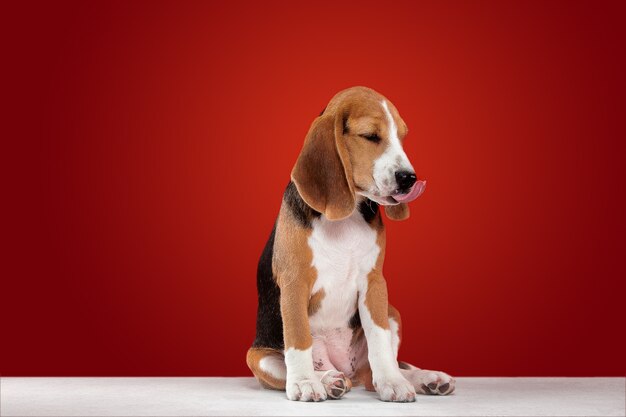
(319, 107, 326, 116)
(251, 223, 284, 349)
(284, 181, 320, 228)
(358, 198, 379, 224)
(349, 310, 361, 329)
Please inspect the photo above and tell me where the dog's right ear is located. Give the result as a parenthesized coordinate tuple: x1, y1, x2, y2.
(384, 204, 410, 221)
(291, 114, 356, 221)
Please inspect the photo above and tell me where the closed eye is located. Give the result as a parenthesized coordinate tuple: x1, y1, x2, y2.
(359, 133, 381, 143)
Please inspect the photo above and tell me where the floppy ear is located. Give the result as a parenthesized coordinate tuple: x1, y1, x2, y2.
(291, 113, 356, 220)
(384, 204, 410, 221)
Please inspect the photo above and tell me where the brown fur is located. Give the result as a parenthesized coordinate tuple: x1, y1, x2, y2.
(291, 114, 355, 221)
(352, 363, 376, 391)
(246, 347, 286, 390)
(364, 226, 391, 329)
(384, 203, 410, 221)
(249, 86, 424, 397)
(278, 88, 413, 350)
(293, 86, 413, 222)
(272, 203, 318, 350)
(308, 288, 326, 316)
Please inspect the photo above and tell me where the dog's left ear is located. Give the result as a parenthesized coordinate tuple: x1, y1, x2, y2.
(291, 112, 356, 220)
(384, 204, 410, 221)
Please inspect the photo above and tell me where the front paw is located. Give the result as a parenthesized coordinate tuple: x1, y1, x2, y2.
(286, 376, 328, 402)
(374, 375, 416, 402)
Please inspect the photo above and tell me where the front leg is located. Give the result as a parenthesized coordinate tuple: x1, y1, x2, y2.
(280, 281, 327, 402)
(358, 273, 416, 402)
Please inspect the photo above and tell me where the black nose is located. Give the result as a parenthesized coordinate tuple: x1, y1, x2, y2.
(395, 171, 417, 191)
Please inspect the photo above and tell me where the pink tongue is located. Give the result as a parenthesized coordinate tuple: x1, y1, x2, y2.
(393, 180, 426, 203)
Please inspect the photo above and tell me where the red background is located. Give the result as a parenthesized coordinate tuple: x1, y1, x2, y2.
(2, 1, 625, 376)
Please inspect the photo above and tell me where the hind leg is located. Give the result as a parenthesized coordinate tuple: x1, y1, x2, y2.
(398, 361, 456, 395)
(387, 306, 456, 396)
(246, 347, 287, 390)
(246, 346, 351, 399)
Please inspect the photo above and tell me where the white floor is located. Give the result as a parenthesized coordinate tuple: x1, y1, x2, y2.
(1, 377, 624, 416)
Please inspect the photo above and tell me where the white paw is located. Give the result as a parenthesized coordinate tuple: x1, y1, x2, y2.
(286, 376, 328, 402)
(374, 375, 416, 402)
(317, 370, 350, 399)
(414, 370, 456, 395)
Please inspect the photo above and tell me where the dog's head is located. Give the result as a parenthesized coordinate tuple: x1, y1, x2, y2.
(291, 86, 425, 221)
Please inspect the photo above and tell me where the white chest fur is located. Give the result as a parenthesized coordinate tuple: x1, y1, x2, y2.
(307, 209, 380, 332)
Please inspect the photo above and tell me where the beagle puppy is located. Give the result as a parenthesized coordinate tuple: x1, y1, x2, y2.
(246, 86, 455, 402)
